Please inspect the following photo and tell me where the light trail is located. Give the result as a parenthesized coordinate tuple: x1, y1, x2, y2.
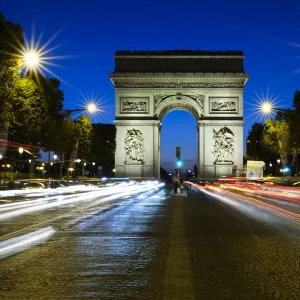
(0, 184, 102, 199)
(0, 226, 55, 260)
(208, 185, 300, 225)
(0, 182, 164, 221)
(186, 182, 300, 225)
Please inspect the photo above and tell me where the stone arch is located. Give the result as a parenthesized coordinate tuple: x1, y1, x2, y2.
(155, 94, 204, 121)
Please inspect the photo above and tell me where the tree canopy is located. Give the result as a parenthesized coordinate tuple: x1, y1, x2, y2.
(0, 13, 23, 122)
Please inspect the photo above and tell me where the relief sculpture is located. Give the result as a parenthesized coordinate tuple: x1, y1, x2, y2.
(211, 100, 236, 111)
(209, 97, 238, 113)
(121, 99, 147, 112)
(124, 129, 145, 163)
(212, 127, 234, 163)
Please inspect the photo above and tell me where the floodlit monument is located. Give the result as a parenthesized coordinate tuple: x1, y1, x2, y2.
(109, 50, 249, 178)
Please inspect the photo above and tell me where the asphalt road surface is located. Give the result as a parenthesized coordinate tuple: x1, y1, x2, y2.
(0, 184, 299, 300)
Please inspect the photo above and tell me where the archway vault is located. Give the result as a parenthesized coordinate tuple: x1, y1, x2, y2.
(155, 94, 204, 121)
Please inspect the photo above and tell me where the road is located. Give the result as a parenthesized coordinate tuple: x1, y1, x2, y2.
(0, 182, 299, 300)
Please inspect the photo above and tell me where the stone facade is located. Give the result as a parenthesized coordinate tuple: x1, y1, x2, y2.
(110, 51, 249, 178)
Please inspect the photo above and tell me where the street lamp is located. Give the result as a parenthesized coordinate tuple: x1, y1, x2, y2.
(23, 51, 39, 68)
(61, 102, 100, 117)
(18, 147, 24, 155)
(276, 159, 281, 176)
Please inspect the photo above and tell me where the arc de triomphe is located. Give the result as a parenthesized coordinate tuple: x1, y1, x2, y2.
(109, 50, 249, 178)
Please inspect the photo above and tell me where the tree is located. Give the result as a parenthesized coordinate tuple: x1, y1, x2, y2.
(262, 119, 290, 156)
(0, 13, 24, 155)
(285, 90, 300, 174)
(8, 77, 47, 143)
(89, 124, 116, 177)
(246, 123, 265, 160)
(33, 75, 64, 152)
(77, 115, 93, 160)
(292, 90, 300, 111)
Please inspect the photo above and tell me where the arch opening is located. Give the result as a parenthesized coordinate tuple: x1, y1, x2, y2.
(160, 110, 198, 180)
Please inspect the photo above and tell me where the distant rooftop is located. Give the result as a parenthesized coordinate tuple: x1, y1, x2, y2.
(115, 49, 244, 56)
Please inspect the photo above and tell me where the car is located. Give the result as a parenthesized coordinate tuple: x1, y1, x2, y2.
(21, 182, 45, 190)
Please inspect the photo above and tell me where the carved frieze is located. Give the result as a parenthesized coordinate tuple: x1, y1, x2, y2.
(212, 127, 234, 163)
(120, 97, 149, 114)
(209, 97, 239, 114)
(124, 129, 145, 163)
(113, 79, 245, 89)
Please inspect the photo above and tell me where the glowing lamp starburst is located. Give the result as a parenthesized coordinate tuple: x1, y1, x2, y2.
(87, 103, 98, 114)
(24, 51, 40, 67)
(261, 102, 273, 114)
(246, 90, 281, 122)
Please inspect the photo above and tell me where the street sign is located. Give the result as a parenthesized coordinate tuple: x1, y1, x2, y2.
(176, 147, 180, 158)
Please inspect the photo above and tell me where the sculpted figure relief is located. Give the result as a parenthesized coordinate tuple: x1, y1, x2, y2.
(124, 129, 145, 163)
(212, 127, 235, 163)
(211, 100, 237, 112)
(121, 100, 147, 112)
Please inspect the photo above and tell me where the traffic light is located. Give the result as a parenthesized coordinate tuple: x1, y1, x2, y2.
(176, 159, 182, 168)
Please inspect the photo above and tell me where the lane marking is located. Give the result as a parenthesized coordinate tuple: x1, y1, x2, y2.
(164, 197, 195, 299)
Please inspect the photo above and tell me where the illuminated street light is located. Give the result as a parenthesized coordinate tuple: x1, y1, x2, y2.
(53, 154, 58, 160)
(87, 103, 98, 114)
(62, 102, 100, 117)
(92, 162, 95, 166)
(261, 102, 273, 114)
(260, 101, 290, 115)
(18, 147, 24, 155)
(277, 159, 280, 164)
(23, 51, 39, 69)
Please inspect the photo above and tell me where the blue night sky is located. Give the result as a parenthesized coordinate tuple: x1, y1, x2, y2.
(2, 0, 300, 172)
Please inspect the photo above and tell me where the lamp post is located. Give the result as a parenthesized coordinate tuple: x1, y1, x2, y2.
(276, 159, 280, 176)
(83, 162, 86, 176)
(269, 163, 272, 176)
(18, 147, 24, 176)
(61, 103, 99, 117)
(260, 102, 298, 176)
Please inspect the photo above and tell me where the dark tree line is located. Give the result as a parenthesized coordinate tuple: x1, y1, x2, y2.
(0, 13, 94, 173)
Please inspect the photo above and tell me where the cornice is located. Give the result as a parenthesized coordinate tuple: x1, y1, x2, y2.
(114, 120, 160, 126)
(198, 120, 244, 126)
(109, 73, 249, 88)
